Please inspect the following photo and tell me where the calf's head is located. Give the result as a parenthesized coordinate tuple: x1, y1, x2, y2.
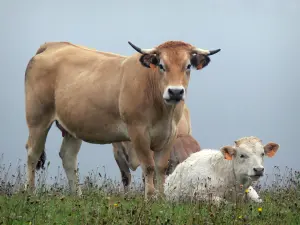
(220, 136, 280, 182)
(128, 41, 220, 105)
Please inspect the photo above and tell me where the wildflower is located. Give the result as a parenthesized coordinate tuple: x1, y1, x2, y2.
(245, 188, 249, 193)
(238, 215, 242, 219)
(258, 207, 262, 213)
(113, 203, 118, 207)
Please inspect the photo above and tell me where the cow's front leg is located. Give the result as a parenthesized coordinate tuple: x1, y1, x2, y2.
(127, 125, 155, 199)
(154, 140, 174, 195)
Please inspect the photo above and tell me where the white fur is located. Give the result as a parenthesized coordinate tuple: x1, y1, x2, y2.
(246, 185, 262, 203)
(164, 139, 268, 203)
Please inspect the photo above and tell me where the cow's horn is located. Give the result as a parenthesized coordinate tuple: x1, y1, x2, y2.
(128, 41, 155, 54)
(194, 48, 221, 56)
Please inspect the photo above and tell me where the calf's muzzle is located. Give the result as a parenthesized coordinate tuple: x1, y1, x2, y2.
(253, 167, 264, 176)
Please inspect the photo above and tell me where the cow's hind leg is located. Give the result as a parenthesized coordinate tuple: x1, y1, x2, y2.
(25, 124, 52, 193)
(112, 143, 132, 193)
(59, 135, 82, 196)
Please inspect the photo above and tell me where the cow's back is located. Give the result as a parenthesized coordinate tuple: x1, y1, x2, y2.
(170, 149, 225, 181)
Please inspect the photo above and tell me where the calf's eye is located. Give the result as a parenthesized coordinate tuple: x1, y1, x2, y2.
(186, 64, 191, 70)
(240, 154, 245, 158)
(261, 153, 265, 157)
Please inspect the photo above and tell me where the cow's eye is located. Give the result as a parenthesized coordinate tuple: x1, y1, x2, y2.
(186, 64, 191, 70)
(240, 154, 245, 158)
(159, 64, 165, 71)
(261, 153, 265, 157)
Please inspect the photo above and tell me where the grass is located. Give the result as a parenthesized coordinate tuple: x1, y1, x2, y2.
(1, 155, 300, 224)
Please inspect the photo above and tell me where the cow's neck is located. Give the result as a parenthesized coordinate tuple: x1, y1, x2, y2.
(212, 152, 236, 184)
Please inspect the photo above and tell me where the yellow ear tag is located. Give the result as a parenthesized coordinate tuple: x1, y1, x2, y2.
(266, 150, 276, 158)
(150, 63, 156, 69)
(224, 152, 233, 160)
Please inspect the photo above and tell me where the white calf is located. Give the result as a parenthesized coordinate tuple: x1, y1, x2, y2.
(164, 136, 279, 204)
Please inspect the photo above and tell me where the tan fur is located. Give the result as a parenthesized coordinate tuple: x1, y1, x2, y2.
(24, 40, 218, 199)
(112, 104, 200, 192)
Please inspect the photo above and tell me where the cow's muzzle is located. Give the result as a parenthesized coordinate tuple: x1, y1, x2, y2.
(252, 167, 264, 177)
(163, 86, 185, 104)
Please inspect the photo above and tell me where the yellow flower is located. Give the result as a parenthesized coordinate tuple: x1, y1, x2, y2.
(258, 207, 262, 212)
(238, 215, 242, 219)
(114, 203, 118, 207)
(245, 188, 249, 193)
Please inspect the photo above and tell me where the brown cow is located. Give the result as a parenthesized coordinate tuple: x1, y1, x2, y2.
(112, 103, 201, 192)
(24, 40, 220, 199)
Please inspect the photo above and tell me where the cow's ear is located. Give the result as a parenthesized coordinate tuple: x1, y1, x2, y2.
(190, 54, 211, 70)
(220, 146, 236, 160)
(264, 142, 279, 158)
(139, 54, 159, 69)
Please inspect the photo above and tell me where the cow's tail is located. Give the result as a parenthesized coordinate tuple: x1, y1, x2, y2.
(36, 150, 47, 170)
(25, 142, 47, 171)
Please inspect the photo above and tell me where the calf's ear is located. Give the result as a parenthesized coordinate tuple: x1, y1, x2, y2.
(220, 146, 236, 160)
(139, 54, 159, 69)
(264, 142, 279, 158)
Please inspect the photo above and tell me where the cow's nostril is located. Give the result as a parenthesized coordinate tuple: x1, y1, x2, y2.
(253, 168, 264, 172)
(168, 89, 184, 96)
(168, 88, 174, 95)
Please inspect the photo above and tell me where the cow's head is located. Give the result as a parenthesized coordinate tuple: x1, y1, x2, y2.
(220, 136, 280, 183)
(128, 41, 221, 105)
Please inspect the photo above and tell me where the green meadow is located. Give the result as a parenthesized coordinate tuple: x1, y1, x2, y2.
(1, 157, 300, 225)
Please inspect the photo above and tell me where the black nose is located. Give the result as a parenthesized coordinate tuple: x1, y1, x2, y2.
(253, 168, 264, 176)
(168, 88, 184, 101)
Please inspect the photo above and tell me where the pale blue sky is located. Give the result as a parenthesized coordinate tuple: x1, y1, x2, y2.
(0, 0, 299, 184)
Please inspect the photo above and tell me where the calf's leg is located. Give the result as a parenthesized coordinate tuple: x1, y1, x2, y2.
(59, 135, 82, 196)
(246, 186, 263, 203)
